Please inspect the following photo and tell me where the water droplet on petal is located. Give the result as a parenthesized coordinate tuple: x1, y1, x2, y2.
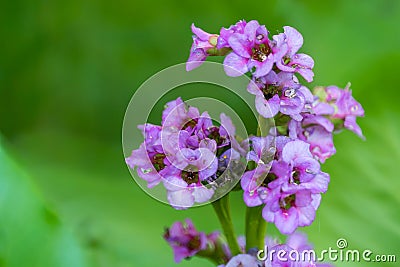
(258, 189, 268, 200)
(141, 168, 153, 174)
(284, 88, 296, 98)
(305, 168, 315, 174)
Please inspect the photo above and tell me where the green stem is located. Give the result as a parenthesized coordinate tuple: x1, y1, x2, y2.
(197, 236, 229, 264)
(212, 193, 241, 256)
(244, 114, 269, 251)
(245, 206, 266, 251)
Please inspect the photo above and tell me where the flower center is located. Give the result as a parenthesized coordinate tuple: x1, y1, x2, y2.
(251, 43, 271, 62)
(261, 84, 280, 99)
(207, 126, 229, 147)
(261, 172, 277, 188)
(182, 171, 199, 185)
(187, 236, 202, 250)
(280, 194, 296, 210)
(291, 170, 300, 184)
(182, 118, 198, 131)
(152, 153, 166, 171)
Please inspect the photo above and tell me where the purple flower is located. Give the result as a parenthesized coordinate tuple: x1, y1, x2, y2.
(217, 20, 247, 49)
(261, 141, 329, 234)
(263, 232, 334, 266)
(331, 86, 364, 138)
(223, 20, 286, 77)
(125, 124, 169, 188)
(186, 24, 219, 71)
(225, 254, 261, 267)
(247, 71, 310, 120)
(313, 85, 365, 138)
(280, 140, 330, 194)
(274, 26, 315, 82)
(262, 189, 321, 235)
(240, 136, 281, 207)
(285, 232, 334, 267)
(126, 144, 163, 188)
(164, 219, 208, 263)
(162, 97, 200, 129)
(289, 115, 336, 163)
(126, 98, 245, 209)
(161, 147, 217, 209)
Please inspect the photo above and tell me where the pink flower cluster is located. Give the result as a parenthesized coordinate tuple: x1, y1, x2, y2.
(125, 19, 365, 266)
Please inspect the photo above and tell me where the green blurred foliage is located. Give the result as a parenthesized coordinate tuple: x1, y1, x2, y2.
(0, 139, 87, 267)
(0, 0, 399, 266)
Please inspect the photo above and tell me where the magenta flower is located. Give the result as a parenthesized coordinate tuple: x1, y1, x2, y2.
(280, 140, 330, 194)
(126, 98, 245, 209)
(247, 71, 311, 120)
(263, 189, 321, 235)
(162, 97, 200, 129)
(186, 24, 219, 71)
(164, 219, 208, 263)
(313, 85, 365, 138)
(329, 86, 365, 138)
(223, 20, 286, 77)
(125, 124, 169, 188)
(217, 20, 247, 49)
(275, 26, 315, 82)
(289, 115, 336, 163)
(240, 136, 282, 207)
(224, 254, 261, 267)
(263, 232, 333, 266)
(260, 140, 329, 234)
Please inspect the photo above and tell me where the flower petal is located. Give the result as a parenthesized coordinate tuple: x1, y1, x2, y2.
(255, 94, 280, 118)
(223, 52, 249, 76)
(275, 207, 299, 235)
(228, 33, 251, 58)
(284, 26, 303, 55)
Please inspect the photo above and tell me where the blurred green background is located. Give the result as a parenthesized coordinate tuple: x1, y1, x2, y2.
(1, 0, 399, 266)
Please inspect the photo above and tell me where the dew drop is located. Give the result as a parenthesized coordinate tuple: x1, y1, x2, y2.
(141, 168, 152, 174)
(258, 189, 268, 200)
(284, 88, 296, 98)
(305, 168, 315, 174)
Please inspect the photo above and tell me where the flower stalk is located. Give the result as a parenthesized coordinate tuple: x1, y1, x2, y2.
(245, 205, 266, 251)
(212, 193, 241, 256)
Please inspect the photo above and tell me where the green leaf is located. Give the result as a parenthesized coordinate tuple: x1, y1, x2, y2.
(0, 138, 88, 267)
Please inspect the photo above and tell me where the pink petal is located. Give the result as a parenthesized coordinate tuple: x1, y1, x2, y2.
(228, 33, 251, 58)
(223, 52, 249, 77)
(283, 26, 303, 55)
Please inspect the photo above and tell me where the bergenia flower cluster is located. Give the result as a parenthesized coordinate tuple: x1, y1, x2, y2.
(164, 219, 332, 266)
(126, 19, 364, 266)
(126, 97, 243, 209)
